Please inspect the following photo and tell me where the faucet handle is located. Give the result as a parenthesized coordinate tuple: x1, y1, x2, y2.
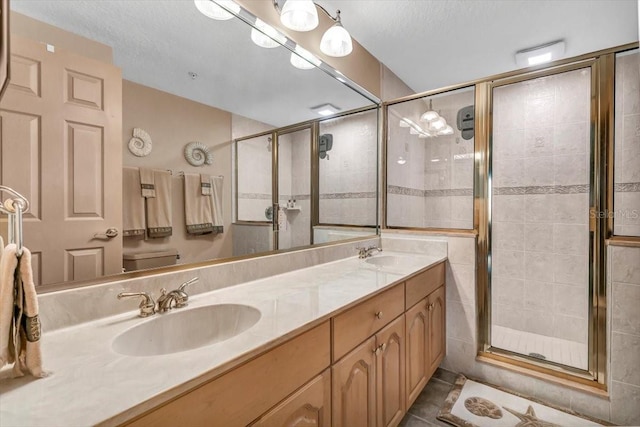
(174, 278, 197, 308)
(117, 292, 156, 317)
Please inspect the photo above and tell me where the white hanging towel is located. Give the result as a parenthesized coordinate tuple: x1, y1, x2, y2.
(211, 176, 224, 234)
(0, 244, 47, 378)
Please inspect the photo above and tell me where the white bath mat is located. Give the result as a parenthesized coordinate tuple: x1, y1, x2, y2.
(437, 375, 612, 427)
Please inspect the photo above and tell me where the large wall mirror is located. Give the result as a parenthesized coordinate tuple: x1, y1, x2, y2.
(0, 0, 379, 289)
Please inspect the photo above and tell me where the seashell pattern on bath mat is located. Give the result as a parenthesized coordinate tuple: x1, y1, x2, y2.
(128, 128, 152, 157)
(464, 397, 503, 419)
(184, 141, 213, 166)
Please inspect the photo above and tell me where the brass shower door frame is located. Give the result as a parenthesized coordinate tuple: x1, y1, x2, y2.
(476, 57, 610, 390)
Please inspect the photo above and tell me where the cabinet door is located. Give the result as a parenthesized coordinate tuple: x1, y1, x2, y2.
(427, 286, 446, 377)
(252, 369, 331, 427)
(332, 336, 377, 427)
(376, 315, 405, 427)
(404, 299, 428, 409)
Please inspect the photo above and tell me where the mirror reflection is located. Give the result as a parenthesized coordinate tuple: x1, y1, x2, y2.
(386, 87, 474, 230)
(0, 0, 378, 288)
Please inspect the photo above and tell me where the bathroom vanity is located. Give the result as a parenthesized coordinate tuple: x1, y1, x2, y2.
(125, 259, 445, 427)
(0, 250, 446, 427)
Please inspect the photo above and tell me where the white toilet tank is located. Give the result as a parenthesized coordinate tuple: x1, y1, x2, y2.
(123, 249, 178, 271)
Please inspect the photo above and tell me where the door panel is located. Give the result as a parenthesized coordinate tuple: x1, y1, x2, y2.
(332, 336, 376, 427)
(0, 36, 122, 286)
(377, 315, 405, 427)
(427, 287, 446, 376)
(405, 300, 428, 408)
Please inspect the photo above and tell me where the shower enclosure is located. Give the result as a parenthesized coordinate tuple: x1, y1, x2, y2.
(234, 125, 313, 254)
(489, 67, 592, 370)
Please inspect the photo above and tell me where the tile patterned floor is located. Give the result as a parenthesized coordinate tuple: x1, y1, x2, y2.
(400, 368, 458, 427)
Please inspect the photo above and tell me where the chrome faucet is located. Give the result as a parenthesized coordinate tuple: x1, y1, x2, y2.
(357, 245, 382, 259)
(117, 292, 156, 317)
(157, 277, 198, 312)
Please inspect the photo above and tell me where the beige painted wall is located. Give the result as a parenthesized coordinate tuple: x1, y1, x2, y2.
(10, 11, 113, 63)
(122, 80, 233, 265)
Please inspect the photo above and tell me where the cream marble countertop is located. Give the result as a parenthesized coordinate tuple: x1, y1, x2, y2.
(0, 251, 446, 427)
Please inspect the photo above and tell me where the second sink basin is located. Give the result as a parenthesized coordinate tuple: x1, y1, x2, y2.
(112, 304, 261, 357)
(365, 255, 419, 270)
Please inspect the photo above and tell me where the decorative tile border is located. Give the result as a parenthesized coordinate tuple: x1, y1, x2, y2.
(319, 192, 377, 199)
(238, 192, 271, 200)
(493, 184, 589, 195)
(615, 182, 640, 192)
(388, 185, 472, 197)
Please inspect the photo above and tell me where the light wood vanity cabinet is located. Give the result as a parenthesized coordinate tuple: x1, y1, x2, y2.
(125, 322, 331, 427)
(405, 266, 446, 410)
(124, 262, 446, 427)
(251, 369, 331, 427)
(332, 315, 406, 427)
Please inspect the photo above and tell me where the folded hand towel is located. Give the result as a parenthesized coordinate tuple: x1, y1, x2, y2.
(123, 167, 145, 238)
(139, 167, 156, 198)
(146, 170, 172, 238)
(200, 173, 212, 196)
(184, 173, 214, 235)
(0, 244, 46, 378)
(211, 175, 224, 234)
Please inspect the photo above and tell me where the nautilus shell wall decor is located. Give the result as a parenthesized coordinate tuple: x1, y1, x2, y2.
(128, 128, 153, 157)
(184, 141, 213, 166)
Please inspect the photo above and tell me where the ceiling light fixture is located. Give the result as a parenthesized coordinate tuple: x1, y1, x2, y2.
(291, 45, 321, 70)
(417, 99, 455, 137)
(194, 0, 240, 20)
(273, 0, 354, 58)
(251, 18, 287, 48)
(279, 0, 319, 31)
(311, 103, 340, 116)
(319, 10, 353, 57)
(515, 40, 565, 68)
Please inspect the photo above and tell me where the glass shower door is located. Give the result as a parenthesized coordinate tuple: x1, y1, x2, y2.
(235, 134, 274, 255)
(490, 67, 592, 370)
(276, 126, 312, 250)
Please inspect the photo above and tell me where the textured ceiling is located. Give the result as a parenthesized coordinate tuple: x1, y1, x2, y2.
(319, 0, 639, 93)
(11, 0, 639, 124)
(10, 0, 373, 127)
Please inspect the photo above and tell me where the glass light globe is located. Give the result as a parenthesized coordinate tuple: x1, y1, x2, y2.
(420, 110, 439, 122)
(290, 46, 320, 70)
(438, 125, 454, 135)
(280, 0, 319, 32)
(194, 0, 239, 20)
(429, 117, 447, 131)
(251, 19, 287, 48)
(320, 23, 353, 57)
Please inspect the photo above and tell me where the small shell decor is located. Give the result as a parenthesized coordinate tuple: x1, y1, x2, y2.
(128, 128, 152, 157)
(184, 141, 213, 167)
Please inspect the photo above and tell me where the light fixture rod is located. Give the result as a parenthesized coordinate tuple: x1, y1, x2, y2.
(272, 0, 340, 22)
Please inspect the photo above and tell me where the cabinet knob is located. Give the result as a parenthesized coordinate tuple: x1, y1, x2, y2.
(375, 311, 383, 320)
(372, 343, 386, 356)
(427, 303, 435, 311)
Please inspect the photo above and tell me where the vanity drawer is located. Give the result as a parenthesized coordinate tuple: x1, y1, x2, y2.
(405, 262, 445, 309)
(332, 283, 404, 361)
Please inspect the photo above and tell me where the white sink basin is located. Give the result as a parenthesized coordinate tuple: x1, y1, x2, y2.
(112, 304, 261, 357)
(365, 255, 418, 270)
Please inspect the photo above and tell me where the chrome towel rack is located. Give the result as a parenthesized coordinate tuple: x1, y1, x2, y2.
(0, 185, 30, 256)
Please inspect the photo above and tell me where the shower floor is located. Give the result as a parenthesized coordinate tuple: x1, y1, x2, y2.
(491, 325, 588, 370)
